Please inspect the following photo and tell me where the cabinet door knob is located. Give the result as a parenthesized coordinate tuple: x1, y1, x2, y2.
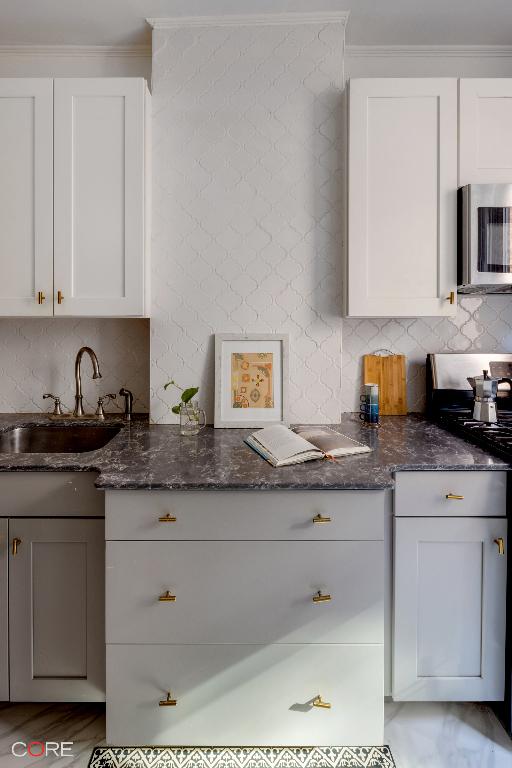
(12, 537, 21, 556)
(158, 590, 176, 602)
(37, 291, 45, 305)
(494, 537, 505, 556)
(312, 590, 332, 603)
(57, 290, 64, 304)
(446, 493, 464, 500)
(312, 514, 331, 524)
(159, 691, 177, 706)
(312, 695, 331, 709)
(445, 291, 456, 305)
(158, 513, 177, 522)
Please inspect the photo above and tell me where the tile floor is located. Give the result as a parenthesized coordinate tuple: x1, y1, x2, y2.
(0, 701, 511, 767)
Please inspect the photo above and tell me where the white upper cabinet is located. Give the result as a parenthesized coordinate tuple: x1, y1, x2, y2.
(346, 78, 458, 318)
(0, 77, 150, 318)
(459, 79, 512, 185)
(54, 79, 149, 316)
(0, 79, 53, 316)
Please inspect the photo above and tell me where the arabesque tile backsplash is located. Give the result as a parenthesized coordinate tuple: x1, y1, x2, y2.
(341, 295, 512, 414)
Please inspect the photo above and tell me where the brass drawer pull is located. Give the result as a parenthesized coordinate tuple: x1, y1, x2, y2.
(159, 590, 176, 602)
(37, 291, 45, 305)
(159, 691, 177, 706)
(57, 290, 64, 304)
(446, 493, 464, 500)
(158, 513, 177, 522)
(312, 695, 331, 709)
(445, 291, 455, 305)
(312, 590, 332, 603)
(312, 514, 331, 524)
(12, 537, 21, 556)
(494, 537, 505, 556)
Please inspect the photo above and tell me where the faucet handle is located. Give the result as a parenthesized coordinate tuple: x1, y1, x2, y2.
(95, 394, 116, 419)
(43, 393, 65, 416)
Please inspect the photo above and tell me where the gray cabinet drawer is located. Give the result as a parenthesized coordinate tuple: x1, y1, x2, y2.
(106, 490, 386, 541)
(106, 643, 383, 746)
(0, 472, 103, 517)
(106, 540, 383, 644)
(394, 471, 506, 517)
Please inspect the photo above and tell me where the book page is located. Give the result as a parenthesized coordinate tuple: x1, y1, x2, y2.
(251, 424, 320, 462)
(294, 427, 370, 456)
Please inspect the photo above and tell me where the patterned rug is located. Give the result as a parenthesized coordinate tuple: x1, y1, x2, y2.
(88, 746, 396, 768)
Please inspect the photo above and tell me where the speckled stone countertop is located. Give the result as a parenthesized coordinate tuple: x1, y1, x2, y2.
(0, 412, 507, 490)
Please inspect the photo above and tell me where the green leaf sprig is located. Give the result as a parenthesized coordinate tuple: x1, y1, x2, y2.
(164, 379, 199, 415)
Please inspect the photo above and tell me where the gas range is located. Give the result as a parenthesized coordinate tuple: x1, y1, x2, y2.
(427, 352, 512, 461)
(437, 407, 512, 462)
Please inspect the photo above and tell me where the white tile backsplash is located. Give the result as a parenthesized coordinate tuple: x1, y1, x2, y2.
(0, 319, 149, 414)
(150, 22, 345, 423)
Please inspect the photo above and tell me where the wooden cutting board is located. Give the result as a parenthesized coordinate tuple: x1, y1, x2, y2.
(363, 353, 407, 415)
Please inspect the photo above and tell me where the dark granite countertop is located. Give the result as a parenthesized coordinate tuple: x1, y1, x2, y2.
(0, 413, 507, 490)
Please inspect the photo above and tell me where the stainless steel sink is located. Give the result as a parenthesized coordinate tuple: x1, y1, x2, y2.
(0, 424, 122, 454)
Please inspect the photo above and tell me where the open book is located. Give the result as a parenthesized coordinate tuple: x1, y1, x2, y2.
(245, 424, 372, 467)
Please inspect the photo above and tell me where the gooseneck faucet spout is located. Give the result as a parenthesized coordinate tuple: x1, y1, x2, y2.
(74, 346, 102, 417)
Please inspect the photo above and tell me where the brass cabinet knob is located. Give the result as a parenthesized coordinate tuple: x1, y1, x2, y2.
(312, 590, 332, 603)
(158, 590, 176, 602)
(446, 493, 464, 500)
(445, 291, 456, 305)
(158, 513, 177, 523)
(159, 691, 177, 706)
(312, 695, 331, 709)
(57, 290, 64, 304)
(312, 514, 331, 524)
(37, 291, 45, 305)
(494, 537, 505, 556)
(12, 537, 21, 556)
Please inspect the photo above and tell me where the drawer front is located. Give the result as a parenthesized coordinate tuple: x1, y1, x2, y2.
(106, 643, 383, 746)
(394, 471, 506, 517)
(105, 490, 386, 541)
(0, 472, 103, 517)
(106, 540, 383, 644)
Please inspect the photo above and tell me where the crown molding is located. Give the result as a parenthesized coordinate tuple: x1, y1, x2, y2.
(346, 44, 512, 59)
(147, 12, 349, 30)
(0, 44, 151, 59)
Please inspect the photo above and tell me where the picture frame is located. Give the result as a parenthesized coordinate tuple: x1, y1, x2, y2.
(214, 333, 289, 428)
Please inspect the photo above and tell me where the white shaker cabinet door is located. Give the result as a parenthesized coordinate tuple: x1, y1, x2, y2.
(9, 518, 105, 701)
(0, 519, 8, 701)
(393, 516, 507, 701)
(54, 78, 148, 316)
(459, 78, 512, 185)
(347, 78, 457, 317)
(0, 79, 53, 316)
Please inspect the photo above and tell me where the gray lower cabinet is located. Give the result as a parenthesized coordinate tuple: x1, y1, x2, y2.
(392, 471, 508, 702)
(9, 517, 105, 701)
(105, 489, 388, 746)
(0, 519, 8, 701)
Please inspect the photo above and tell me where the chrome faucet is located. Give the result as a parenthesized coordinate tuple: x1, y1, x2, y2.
(74, 347, 102, 417)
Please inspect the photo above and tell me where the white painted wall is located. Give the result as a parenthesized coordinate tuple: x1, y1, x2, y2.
(0, 47, 151, 413)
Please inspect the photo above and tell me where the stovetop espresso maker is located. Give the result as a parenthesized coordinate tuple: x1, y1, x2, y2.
(471, 369, 507, 423)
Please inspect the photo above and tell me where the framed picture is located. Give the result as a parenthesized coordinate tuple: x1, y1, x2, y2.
(214, 333, 289, 428)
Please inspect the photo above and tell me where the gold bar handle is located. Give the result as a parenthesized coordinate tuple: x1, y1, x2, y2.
(12, 537, 21, 556)
(159, 691, 177, 707)
(37, 291, 45, 305)
(312, 590, 332, 603)
(494, 537, 505, 556)
(158, 513, 177, 522)
(57, 290, 64, 304)
(445, 291, 455, 305)
(312, 695, 331, 709)
(159, 590, 177, 602)
(313, 514, 331, 524)
(446, 493, 464, 500)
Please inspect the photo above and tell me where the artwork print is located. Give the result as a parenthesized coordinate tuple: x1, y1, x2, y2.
(231, 352, 274, 409)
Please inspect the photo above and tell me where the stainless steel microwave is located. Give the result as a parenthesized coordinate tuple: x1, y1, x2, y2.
(458, 183, 512, 293)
